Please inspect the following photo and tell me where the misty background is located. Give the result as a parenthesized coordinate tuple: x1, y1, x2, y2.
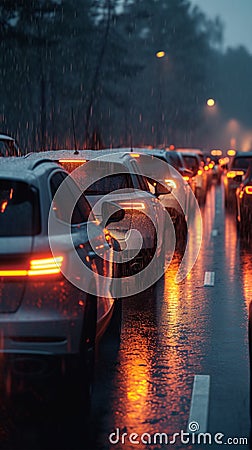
(1, 0, 252, 153)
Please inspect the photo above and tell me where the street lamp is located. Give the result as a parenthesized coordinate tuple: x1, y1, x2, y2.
(155, 50, 166, 145)
(156, 50, 166, 59)
(206, 98, 215, 107)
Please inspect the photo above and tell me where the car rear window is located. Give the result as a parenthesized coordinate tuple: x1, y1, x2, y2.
(50, 171, 93, 224)
(232, 156, 252, 169)
(70, 160, 134, 195)
(85, 173, 133, 195)
(182, 155, 199, 171)
(0, 180, 40, 236)
(166, 152, 181, 169)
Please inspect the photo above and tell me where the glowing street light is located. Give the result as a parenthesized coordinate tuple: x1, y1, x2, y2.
(156, 51, 166, 58)
(206, 98, 215, 107)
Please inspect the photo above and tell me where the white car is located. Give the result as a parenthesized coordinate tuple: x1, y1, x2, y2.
(120, 148, 192, 245)
(82, 147, 193, 248)
(26, 150, 171, 287)
(0, 157, 122, 403)
(177, 148, 208, 205)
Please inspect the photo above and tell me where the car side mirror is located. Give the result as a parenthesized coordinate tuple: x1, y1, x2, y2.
(155, 182, 172, 196)
(179, 168, 193, 178)
(101, 201, 125, 227)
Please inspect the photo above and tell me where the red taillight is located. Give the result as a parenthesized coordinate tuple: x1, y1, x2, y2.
(0, 256, 64, 277)
(28, 256, 64, 276)
(244, 186, 252, 195)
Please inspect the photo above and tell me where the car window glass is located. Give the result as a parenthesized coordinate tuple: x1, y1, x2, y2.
(50, 171, 93, 224)
(146, 180, 155, 194)
(85, 173, 133, 195)
(0, 179, 40, 236)
(136, 174, 149, 191)
(233, 157, 252, 169)
(130, 160, 149, 191)
(182, 155, 199, 172)
(167, 152, 180, 168)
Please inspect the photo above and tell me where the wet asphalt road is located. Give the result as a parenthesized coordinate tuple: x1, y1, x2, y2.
(0, 181, 251, 450)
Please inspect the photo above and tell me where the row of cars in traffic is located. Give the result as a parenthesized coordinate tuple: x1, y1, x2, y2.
(3, 133, 250, 409)
(0, 139, 217, 408)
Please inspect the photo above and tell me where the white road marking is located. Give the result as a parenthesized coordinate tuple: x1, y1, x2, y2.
(204, 271, 215, 286)
(211, 229, 218, 237)
(187, 375, 210, 433)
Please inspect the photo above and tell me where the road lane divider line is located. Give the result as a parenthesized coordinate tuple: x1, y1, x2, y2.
(187, 375, 210, 434)
(204, 271, 215, 286)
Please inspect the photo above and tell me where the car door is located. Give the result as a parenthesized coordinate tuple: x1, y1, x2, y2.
(49, 170, 114, 328)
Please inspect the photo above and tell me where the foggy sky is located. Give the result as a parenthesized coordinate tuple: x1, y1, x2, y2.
(190, 0, 252, 54)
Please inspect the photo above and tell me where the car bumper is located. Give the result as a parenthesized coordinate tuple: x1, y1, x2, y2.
(0, 280, 87, 356)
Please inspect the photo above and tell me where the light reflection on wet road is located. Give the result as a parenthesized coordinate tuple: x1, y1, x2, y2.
(0, 182, 251, 450)
(93, 182, 250, 450)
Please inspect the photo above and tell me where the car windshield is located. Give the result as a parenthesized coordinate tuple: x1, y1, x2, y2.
(0, 180, 40, 236)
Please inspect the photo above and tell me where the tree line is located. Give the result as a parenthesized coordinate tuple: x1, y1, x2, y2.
(0, 0, 252, 152)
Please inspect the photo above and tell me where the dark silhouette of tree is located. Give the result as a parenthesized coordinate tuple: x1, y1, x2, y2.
(2, 0, 252, 151)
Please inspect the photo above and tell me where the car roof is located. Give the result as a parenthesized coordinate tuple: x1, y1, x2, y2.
(0, 157, 61, 180)
(0, 134, 15, 141)
(119, 148, 166, 156)
(233, 151, 252, 158)
(25, 149, 142, 165)
(229, 151, 252, 167)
